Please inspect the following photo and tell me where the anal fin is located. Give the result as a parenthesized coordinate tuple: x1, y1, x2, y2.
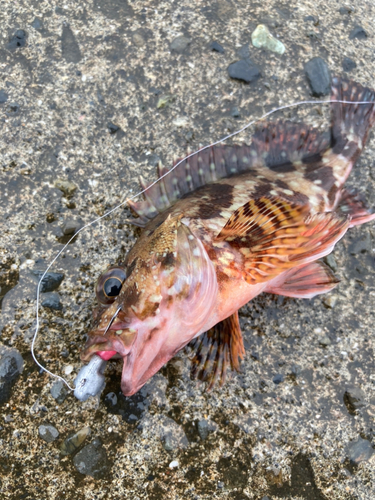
(188, 311, 245, 390)
(265, 261, 339, 299)
(337, 189, 375, 227)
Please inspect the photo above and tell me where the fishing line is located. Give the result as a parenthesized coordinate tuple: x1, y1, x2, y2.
(31, 96, 374, 391)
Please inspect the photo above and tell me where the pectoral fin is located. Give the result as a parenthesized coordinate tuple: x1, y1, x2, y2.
(265, 261, 339, 299)
(216, 197, 350, 285)
(337, 189, 375, 227)
(188, 311, 245, 390)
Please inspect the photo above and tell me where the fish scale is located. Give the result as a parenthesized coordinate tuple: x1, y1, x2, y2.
(74, 76, 375, 399)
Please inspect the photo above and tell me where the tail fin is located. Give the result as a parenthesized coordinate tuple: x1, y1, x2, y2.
(331, 77, 375, 161)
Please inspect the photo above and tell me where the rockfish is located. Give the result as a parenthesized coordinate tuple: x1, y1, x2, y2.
(74, 77, 375, 400)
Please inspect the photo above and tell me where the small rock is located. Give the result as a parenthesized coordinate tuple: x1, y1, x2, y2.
(342, 57, 357, 72)
(50, 379, 69, 403)
(319, 336, 332, 347)
(0, 90, 8, 104)
(304, 57, 331, 97)
(54, 179, 77, 197)
(6, 103, 20, 115)
(290, 364, 302, 377)
(324, 253, 338, 272)
(32, 271, 64, 293)
(344, 386, 366, 413)
(237, 44, 251, 59)
(41, 292, 62, 311)
(261, 497, 271, 500)
(209, 41, 224, 53)
(0, 345, 24, 405)
(62, 220, 81, 235)
(339, 6, 355, 15)
(39, 424, 59, 443)
(169, 460, 179, 469)
(140, 414, 188, 451)
(104, 392, 118, 407)
(347, 438, 374, 464)
(31, 18, 43, 30)
(251, 24, 285, 55)
(228, 60, 261, 84)
(230, 106, 240, 118)
(170, 35, 191, 53)
(157, 94, 175, 109)
(108, 122, 120, 134)
(273, 374, 284, 385)
(60, 427, 91, 456)
(304, 15, 319, 25)
(7, 30, 27, 50)
(217, 481, 224, 489)
(73, 438, 110, 479)
(323, 294, 338, 309)
(349, 26, 367, 40)
(173, 116, 189, 127)
(61, 24, 82, 63)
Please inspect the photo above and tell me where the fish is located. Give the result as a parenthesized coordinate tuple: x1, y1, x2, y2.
(74, 77, 375, 400)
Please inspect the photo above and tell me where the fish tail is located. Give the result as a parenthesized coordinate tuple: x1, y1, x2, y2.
(331, 77, 375, 162)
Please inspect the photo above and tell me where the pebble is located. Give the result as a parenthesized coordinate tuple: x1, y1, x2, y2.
(237, 44, 251, 60)
(342, 57, 357, 72)
(251, 24, 285, 55)
(319, 336, 332, 347)
(60, 427, 91, 456)
(227, 60, 261, 84)
(54, 179, 77, 197)
(343, 386, 366, 413)
(349, 26, 367, 40)
(230, 106, 240, 118)
(324, 253, 338, 272)
(0, 345, 24, 405)
(50, 379, 69, 403)
(210, 41, 224, 53)
(6, 103, 20, 116)
(38, 424, 59, 443)
(304, 57, 331, 97)
(41, 292, 62, 311)
(273, 374, 284, 385)
(169, 460, 179, 469)
(104, 392, 118, 407)
(170, 35, 191, 53)
(31, 18, 43, 30)
(7, 30, 27, 50)
(339, 6, 355, 15)
(0, 90, 8, 104)
(157, 94, 174, 109)
(62, 220, 81, 235)
(108, 122, 120, 134)
(323, 294, 337, 309)
(61, 24, 82, 63)
(32, 271, 64, 293)
(346, 438, 374, 464)
(73, 438, 110, 479)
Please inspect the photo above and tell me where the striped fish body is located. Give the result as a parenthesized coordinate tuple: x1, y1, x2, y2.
(80, 77, 375, 396)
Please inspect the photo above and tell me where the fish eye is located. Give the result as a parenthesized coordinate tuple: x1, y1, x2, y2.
(96, 267, 127, 305)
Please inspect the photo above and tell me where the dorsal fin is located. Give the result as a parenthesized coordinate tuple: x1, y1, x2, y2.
(128, 122, 330, 225)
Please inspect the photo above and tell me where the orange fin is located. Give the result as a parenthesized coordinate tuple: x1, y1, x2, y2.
(265, 261, 339, 299)
(216, 197, 350, 285)
(188, 311, 245, 391)
(337, 189, 375, 228)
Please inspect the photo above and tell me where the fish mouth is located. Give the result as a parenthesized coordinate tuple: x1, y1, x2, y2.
(80, 328, 137, 362)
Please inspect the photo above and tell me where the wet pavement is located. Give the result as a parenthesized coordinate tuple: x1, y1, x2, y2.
(0, 0, 374, 499)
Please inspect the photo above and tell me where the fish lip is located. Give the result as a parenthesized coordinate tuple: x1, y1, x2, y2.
(80, 332, 129, 362)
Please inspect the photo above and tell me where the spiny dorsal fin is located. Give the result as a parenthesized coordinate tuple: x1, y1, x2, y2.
(188, 311, 245, 391)
(216, 197, 350, 285)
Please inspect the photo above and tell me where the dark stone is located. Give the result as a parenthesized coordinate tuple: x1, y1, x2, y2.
(7, 30, 27, 50)
(261, 497, 271, 500)
(73, 438, 110, 479)
(0, 345, 24, 405)
(339, 6, 354, 14)
(273, 373, 284, 385)
(108, 122, 120, 134)
(230, 106, 240, 117)
(170, 36, 191, 53)
(104, 392, 118, 407)
(209, 41, 224, 53)
(41, 292, 62, 311)
(237, 44, 251, 59)
(343, 386, 366, 414)
(50, 379, 69, 403)
(342, 57, 357, 72)
(347, 438, 374, 464)
(304, 15, 319, 25)
(349, 26, 367, 40)
(0, 90, 8, 104)
(228, 60, 261, 84)
(62, 219, 81, 235)
(60, 427, 90, 456)
(61, 24, 82, 63)
(39, 424, 59, 443)
(32, 271, 64, 292)
(31, 18, 43, 30)
(6, 103, 20, 116)
(304, 57, 331, 97)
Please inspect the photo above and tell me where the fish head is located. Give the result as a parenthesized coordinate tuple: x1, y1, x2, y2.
(80, 214, 218, 396)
